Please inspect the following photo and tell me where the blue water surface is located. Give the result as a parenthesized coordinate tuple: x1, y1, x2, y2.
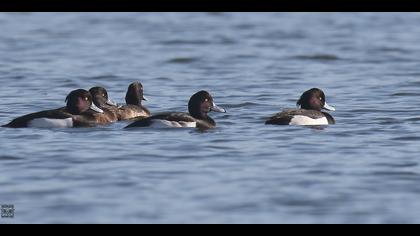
(1, 13, 420, 223)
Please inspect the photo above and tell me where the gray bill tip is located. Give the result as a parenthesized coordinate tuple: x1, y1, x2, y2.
(106, 98, 118, 106)
(90, 103, 104, 113)
(323, 102, 336, 111)
(211, 102, 226, 113)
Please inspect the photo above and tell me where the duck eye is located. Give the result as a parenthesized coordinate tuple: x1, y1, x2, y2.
(85, 97, 89, 101)
(205, 98, 209, 102)
(103, 94, 106, 97)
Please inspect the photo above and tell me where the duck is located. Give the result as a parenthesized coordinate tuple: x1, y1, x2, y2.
(265, 88, 335, 126)
(117, 82, 151, 121)
(2, 89, 104, 128)
(89, 86, 119, 123)
(125, 90, 226, 129)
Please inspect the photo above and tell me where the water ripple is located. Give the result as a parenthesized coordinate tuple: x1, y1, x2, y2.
(2, 12, 420, 224)
(292, 54, 341, 61)
(165, 57, 202, 64)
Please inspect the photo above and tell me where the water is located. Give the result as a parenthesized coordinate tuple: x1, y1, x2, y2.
(1, 13, 420, 224)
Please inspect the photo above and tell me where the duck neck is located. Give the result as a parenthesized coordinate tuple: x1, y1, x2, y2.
(189, 108, 206, 119)
(190, 111, 215, 125)
(300, 104, 321, 111)
(67, 104, 83, 115)
(126, 95, 142, 106)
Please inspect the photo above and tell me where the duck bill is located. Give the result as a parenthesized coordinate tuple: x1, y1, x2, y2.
(323, 102, 336, 111)
(90, 103, 104, 113)
(211, 102, 226, 113)
(106, 98, 118, 106)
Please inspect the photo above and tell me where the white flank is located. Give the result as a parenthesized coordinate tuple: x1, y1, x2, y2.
(151, 119, 197, 128)
(29, 118, 74, 128)
(289, 115, 329, 126)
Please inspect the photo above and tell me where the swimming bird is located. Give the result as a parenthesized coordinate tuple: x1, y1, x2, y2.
(265, 88, 335, 126)
(125, 90, 225, 129)
(117, 82, 151, 121)
(89, 86, 119, 123)
(2, 89, 105, 128)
